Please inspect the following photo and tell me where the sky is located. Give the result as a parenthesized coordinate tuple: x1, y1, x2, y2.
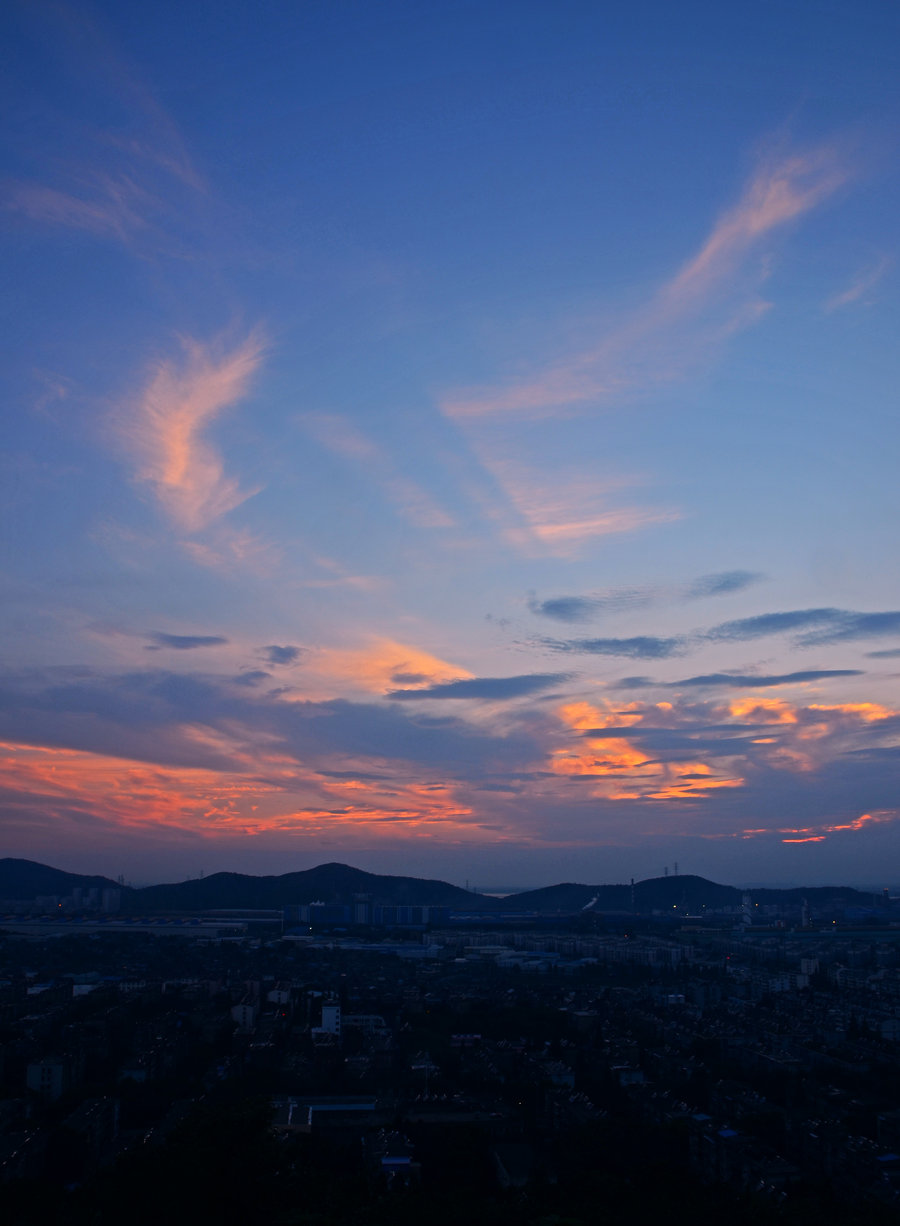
(1, 0, 899, 889)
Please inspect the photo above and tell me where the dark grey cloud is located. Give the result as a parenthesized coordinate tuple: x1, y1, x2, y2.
(707, 607, 900, 647)
(679, 669, 863, 688)
(615, 668, 863, 691)
(707, 608, 841, 641)
(529, 572, 762, 626)
(528, 588, 650, 623)
(262, 644, 303, 666)
(867, 648, 900, 659)
(285, 698, 539, 770)
(389, 673, 571, 701)
(685, 570, 763, 599)
(529, 596, 602, 623)
(0, 665, 542, 779)
(148, 633, 229, 650)
(544, 635, 685, 659)
(391, 671, 428, 685)
(797, 611, 900, 646)
(233, 670, 271, 687)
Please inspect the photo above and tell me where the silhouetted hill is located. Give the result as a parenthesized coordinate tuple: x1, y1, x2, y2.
(126, 862, 492, 912)
(507, 873, 873, 914)
(0, 858, 126, 900)
(0, 859, 879, 917)
(508, 874, 741, 913)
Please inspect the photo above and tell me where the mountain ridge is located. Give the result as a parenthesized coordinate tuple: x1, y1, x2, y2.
(0, 858, 881, 915)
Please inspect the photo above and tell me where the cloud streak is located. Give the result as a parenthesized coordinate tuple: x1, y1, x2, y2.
(543, 635, 687, 659)
(615, 669, 863, 690)
(710, 607, 900, 646)
(529, 571, 764, 624)
(685, 570, 763, 599)
(301, 412, 454, 529)
(389, 674, 572, 701)
(148, 632, 229, 650)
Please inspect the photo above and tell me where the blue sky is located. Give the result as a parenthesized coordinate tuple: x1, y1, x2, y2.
(2, 0, 899, 886)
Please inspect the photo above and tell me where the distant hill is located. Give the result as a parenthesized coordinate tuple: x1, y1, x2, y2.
(508, 873, 876, 915)
(509, 874, 743, 914)
(128, 862, 491, 912)
(0, 858, 126, 900)
(0, 859, 879, 917)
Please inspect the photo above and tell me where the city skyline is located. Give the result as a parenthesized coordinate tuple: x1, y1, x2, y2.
(2, 1, 899, 887)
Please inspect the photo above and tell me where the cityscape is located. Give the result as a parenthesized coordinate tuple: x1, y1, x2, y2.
(3, 858, 900, 1221)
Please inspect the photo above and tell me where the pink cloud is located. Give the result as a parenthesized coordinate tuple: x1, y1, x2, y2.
(443, 141, 850, 421)
(3, 178, 151, 242)
(302, 412, 455, 529)
(823, 253, 891, 312)
(120, 332, 266, 533)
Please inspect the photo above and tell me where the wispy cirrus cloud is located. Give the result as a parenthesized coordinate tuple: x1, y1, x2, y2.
(3, 177, 154, 243)
(301, 412, 454, 529)
(824, 254, 891, 312)
(119, 332, 265, 534)
(474, 460, 677, 555)
(443, 140, 850, 422)
(439, 140, 851, 559)
(3, 2, 205, 253)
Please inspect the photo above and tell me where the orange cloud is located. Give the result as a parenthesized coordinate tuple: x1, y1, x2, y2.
(0, 739, 491, 846)
(315, 637, 472, 696)
(552, 739, 650, 777)
(729, 697, 798, 723)
(119, 332, 265, 533)
(737, 810, 900, 845)
(557, 700, 643, 731)
(807, 702, 896, 722)
(0, 742, 269, 833)
(553, 702, 743, 800)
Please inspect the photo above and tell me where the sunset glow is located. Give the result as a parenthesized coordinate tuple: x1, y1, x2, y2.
(2, 1, 899, 886)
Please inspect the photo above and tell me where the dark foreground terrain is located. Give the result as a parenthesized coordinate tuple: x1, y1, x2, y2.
(3, 913, 900, 1224)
